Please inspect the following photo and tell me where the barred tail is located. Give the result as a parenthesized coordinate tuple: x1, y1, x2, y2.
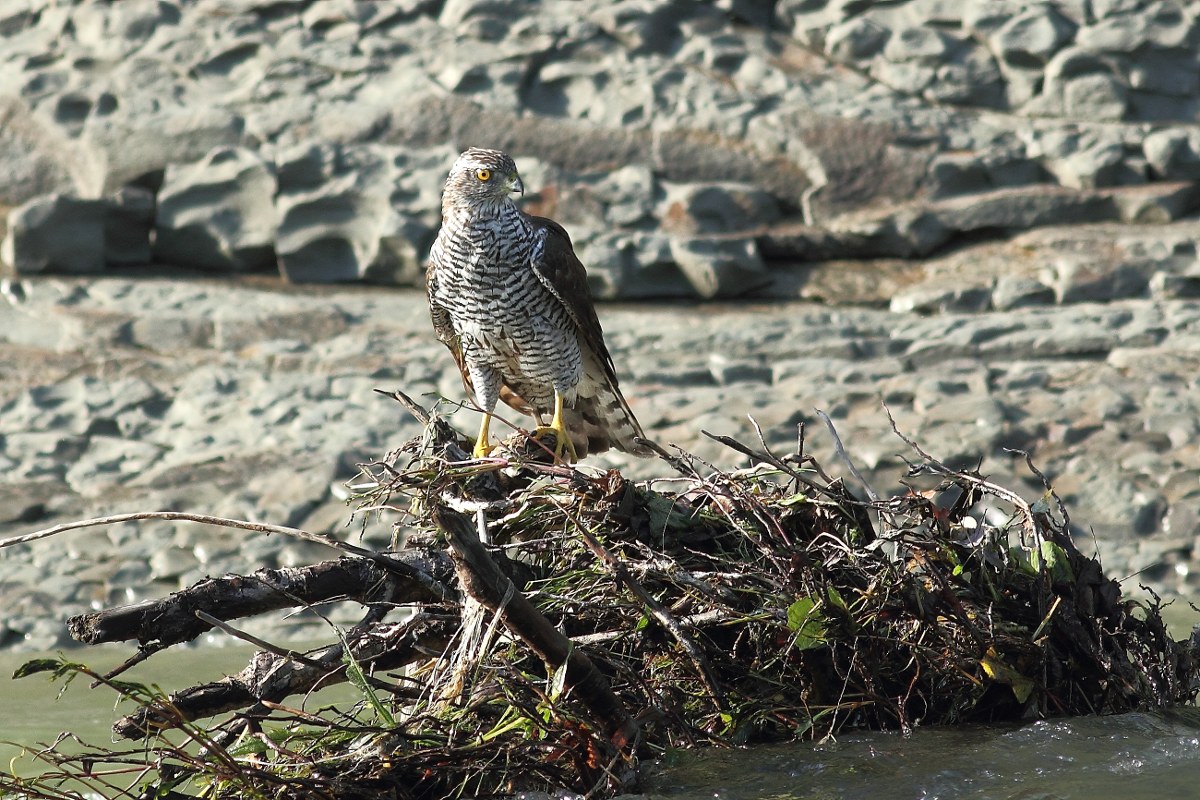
(569, 357, 654, 457)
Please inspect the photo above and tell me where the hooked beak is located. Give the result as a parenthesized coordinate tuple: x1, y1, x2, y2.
(509, 174, 524, 195)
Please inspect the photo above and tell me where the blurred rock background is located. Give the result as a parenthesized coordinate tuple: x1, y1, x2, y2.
(2, 0, 1200, 649)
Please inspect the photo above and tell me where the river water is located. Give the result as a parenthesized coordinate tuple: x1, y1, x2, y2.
(3, 609, 1199, 798)
(644, 710, 1200, 799)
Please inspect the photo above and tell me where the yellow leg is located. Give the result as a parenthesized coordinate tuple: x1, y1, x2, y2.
(535, 390, 578, 462)
(473, 412, 492, 459)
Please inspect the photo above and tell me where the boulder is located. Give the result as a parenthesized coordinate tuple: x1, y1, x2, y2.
(274, 143, 447, 284)
(1024, 46, 1128, 119)
(660, 182, 781, 235)
(105, 186, 155, 266)
(0, 96, 76, 206)
(989, 7, 1075, 68)
(575, 229, 687, 299)
(991, 275, 1056, 310)
(824, 17, 890, 61)
(154, 147, 277, 272)
(669, 236, 768, 299)
(1143, 129, 1200, 180)
(1, 194, 106, 274)
(72, 106, 247, 197)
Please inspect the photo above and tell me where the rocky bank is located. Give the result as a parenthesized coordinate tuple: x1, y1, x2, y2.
(2, 0, 1200, 649)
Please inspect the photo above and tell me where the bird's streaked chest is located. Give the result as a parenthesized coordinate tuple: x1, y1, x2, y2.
(430, 214, 548, 314)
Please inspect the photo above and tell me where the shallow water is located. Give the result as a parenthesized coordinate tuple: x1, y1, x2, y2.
(644, 709, 1200, 800)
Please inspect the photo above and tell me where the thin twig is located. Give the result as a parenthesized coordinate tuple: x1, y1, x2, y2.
(885, 406, 1037, 542)
(815, 409, 880, 502)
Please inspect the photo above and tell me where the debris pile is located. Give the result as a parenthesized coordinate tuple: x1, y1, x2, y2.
(3, 394, 1196, 799)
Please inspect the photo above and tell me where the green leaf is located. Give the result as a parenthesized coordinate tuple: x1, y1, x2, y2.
(1038, 541, 1075, 583)
(12, 658, 62, 679)
(980, 649, 1036, 703)
(786, 597, 827, 651)
(344, 649, 395, 727)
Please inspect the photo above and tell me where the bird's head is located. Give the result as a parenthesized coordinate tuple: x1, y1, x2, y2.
(443, 148, 524, 214)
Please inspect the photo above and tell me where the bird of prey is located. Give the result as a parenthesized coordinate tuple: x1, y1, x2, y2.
(426, 147, 652, 462)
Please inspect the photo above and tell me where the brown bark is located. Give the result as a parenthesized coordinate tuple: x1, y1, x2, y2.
(433, 504, 638, 747)
(115, 613, 455, 739)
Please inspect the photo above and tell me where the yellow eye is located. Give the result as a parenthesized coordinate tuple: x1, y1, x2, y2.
(475, 168, 491, 182)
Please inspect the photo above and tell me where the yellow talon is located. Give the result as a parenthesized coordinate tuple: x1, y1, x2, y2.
(473, 412, 493, 459)
(534, 390, 578, 462)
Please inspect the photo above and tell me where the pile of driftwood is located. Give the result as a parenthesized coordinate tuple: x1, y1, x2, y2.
(3, 391, 1197, 799)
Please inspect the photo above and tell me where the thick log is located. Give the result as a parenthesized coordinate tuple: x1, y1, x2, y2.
(115, 613, 456, 739)
(69, 550, 455, 647)
(433, 504, 638, 747)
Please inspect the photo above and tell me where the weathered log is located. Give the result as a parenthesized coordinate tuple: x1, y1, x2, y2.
(115, 612, 456, 739)
(69, 550, 455, 647)
(434, 504, 639, 748)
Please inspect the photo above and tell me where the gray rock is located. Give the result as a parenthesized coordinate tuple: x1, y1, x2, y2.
(707, 353, 772, 385)
(73, 106, 247, 197)
(1077, 3, 1198, 52)
(154, 147, 277, 272)
(575, 229, 689, 299)
(2, 194, 107, 274)
(889, 281, 992, 314)
(1128, 49, 1200, 98)
(825, 17, 890, 61)
(1143, 129, 1200, 180)
(1150, 270, 1200, 299)
(0, 96, 76, 205)
(439, 0, 536, 37)
(991, 275, 1056, 310)
(104, 186, 155, 266)
(1063, 73, 1129, 120)
(870, 59, 936, 94)
(989, 7, 1076, 68)
(127, 314, 214, 351)
(66, 0, 182, 60)
(883, 25, 956, 65)
(660, 182, 780, 235)
(1044, 139, 1128, 189)
(924, 44, 1005, 107)
(925, 153, 992, 198)
(588, 164, 659, 227)
(1055, 469, 1167, 537)
(1112, 182, 1200, 223)
(1043, 256, 1153, 304)
(274, 143, 443, 284)
(1025, 46, 1127, 119)
(669, 236, 768, 299)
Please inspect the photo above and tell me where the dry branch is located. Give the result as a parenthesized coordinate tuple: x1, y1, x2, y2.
(434, 504, 638, 747)
(69, 550, 455, 647)
(115, 613, 455, 739)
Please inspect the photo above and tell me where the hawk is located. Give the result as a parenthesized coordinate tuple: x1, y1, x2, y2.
(426, 148, 652, 462)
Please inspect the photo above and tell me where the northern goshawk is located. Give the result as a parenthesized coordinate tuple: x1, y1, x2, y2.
(426, 148, 652, 462)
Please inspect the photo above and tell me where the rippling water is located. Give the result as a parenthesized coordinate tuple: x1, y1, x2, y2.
(645, 709, 1200, 800)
